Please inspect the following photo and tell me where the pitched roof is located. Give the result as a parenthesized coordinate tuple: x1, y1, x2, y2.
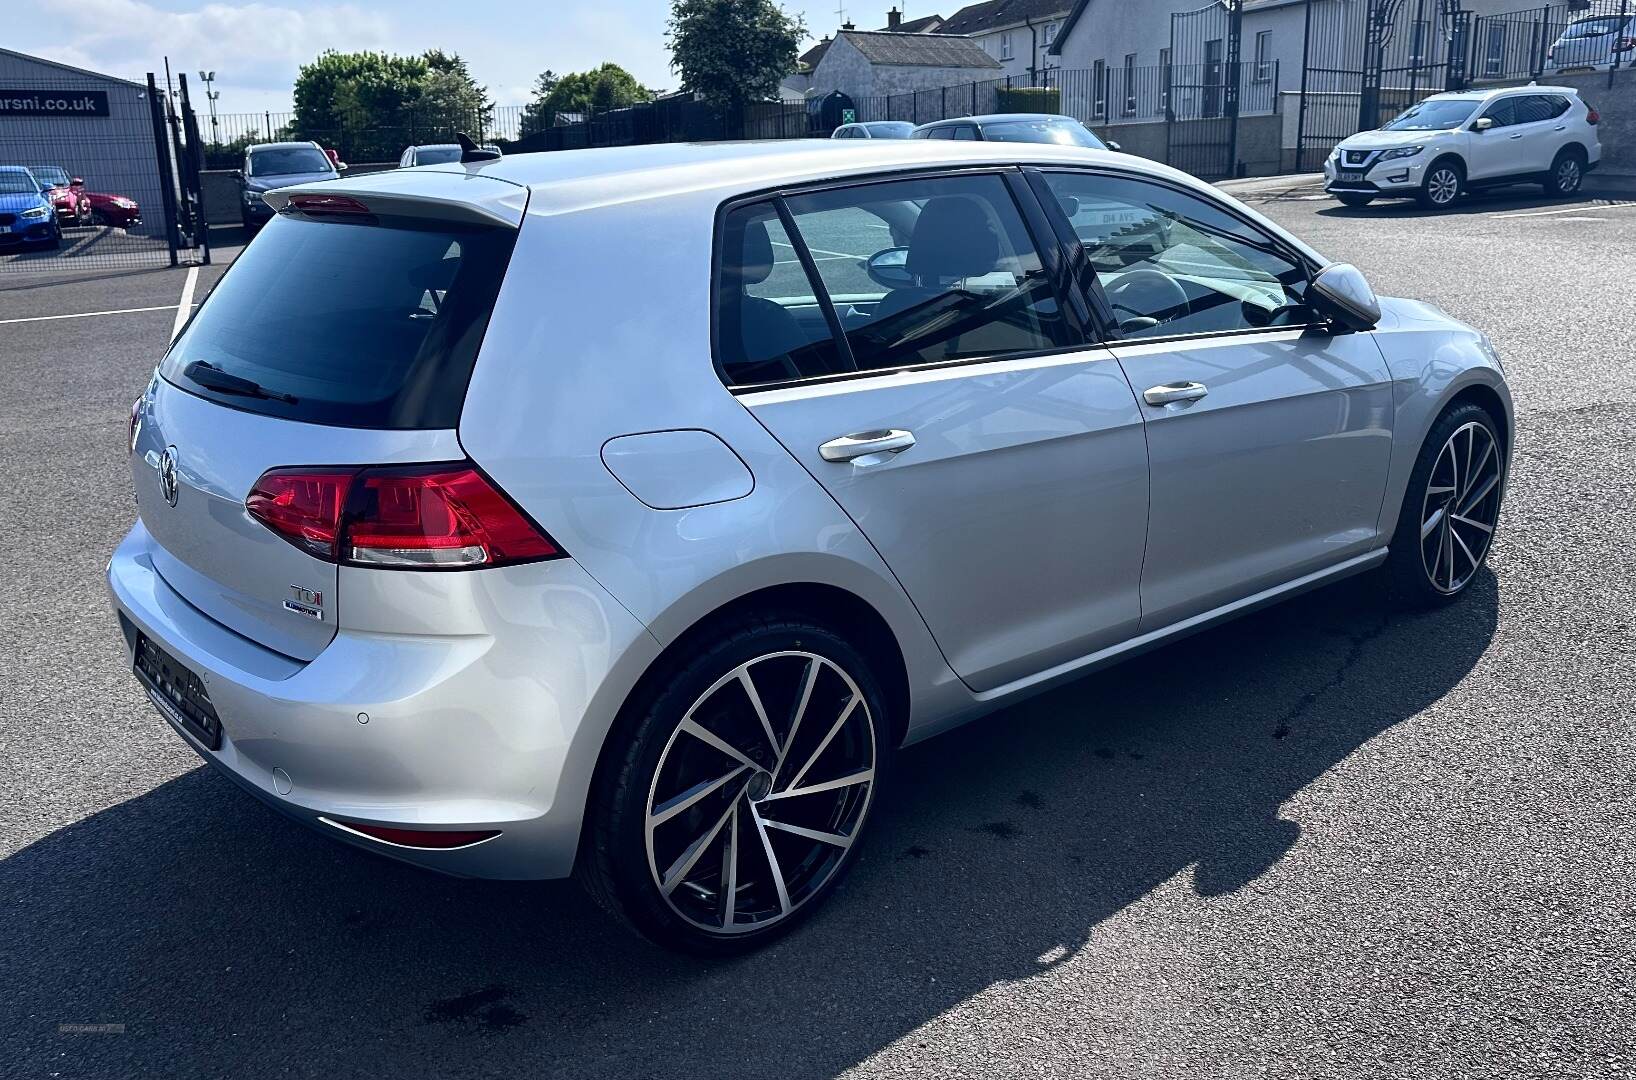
(936, 0, 1072, 36)
(834, 29, 1004, 68)
(895, 13, 947, 31)
(800, 37, 835, 69)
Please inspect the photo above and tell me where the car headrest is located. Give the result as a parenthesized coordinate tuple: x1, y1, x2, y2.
(726, 217, 776, 286)
(906, 196, 999, 282)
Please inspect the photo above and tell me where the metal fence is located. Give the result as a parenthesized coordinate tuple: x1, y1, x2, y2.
(0, 74, 206, 274)
(1470, 1, 1633, 81)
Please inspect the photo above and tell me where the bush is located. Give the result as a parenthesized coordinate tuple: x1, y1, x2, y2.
(996, 86, 1061, 114)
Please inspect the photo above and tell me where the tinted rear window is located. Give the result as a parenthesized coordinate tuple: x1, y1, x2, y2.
(161, 213, 517, 429)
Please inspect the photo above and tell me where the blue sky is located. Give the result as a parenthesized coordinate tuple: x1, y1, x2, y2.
(6, 0, 921, 116)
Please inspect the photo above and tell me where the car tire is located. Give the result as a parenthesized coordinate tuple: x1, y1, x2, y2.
(579, 613, 891, 954)
(1335, 193, 1375, 208)
(1415, 159, 1463, 210)
(1383, 401, 1505, 608)
(1543, 147, 1586, 197)
(90, 209, 110, 228)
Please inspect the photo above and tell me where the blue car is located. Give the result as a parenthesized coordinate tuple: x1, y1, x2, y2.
(0, 165, 61, 251)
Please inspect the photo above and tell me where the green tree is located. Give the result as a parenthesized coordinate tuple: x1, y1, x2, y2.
(291, 49, 493, 160)
(667, 0, 804, 111)
(523, 63, 651, 132)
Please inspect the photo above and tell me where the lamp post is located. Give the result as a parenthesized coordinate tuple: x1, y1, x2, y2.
(198, 71, 220, 136)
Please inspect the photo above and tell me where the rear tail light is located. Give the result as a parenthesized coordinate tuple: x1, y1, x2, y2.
(245, 461, 561, 569)
(1586, 106, 1600, 125)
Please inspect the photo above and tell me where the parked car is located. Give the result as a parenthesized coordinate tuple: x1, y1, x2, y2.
(112, 140, 1512, 953)
(237, 141, 342, 231)
(25, 164, 90, 225)
(398, 142, 503, 167)
(831, 121, 916, 139)
(912, 113, 1113, 150)
(0, 166, 62, 250)
(81, 188, 142, 229)
(1548, 6, 1636, 72)
(1325, 85, 1600, 209)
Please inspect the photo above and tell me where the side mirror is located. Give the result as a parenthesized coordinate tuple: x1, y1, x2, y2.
(1473, 116, 1494, 133)
(70, 177, 84, 187)
(1056, 194, 1081, 217)
(1308, 263, 1380, 332)
(1106, 140, 1123, 152)
(866, 246, 915, 289)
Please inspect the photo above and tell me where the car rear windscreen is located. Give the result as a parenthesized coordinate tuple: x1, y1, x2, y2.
(161, 213, 517, 429)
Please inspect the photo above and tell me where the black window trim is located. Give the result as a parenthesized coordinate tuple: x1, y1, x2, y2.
(1024, 165, 1333, 349)
(710, 164, 1100, 395)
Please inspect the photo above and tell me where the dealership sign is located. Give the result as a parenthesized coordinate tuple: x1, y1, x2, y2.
(0, 90, 111, 118)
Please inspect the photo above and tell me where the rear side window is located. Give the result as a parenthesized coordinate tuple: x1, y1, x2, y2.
(162, 214, 517, 429)
(714, 173, 1073, 388)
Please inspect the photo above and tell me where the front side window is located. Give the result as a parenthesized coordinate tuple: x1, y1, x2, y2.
(714, 174, 1073, 388)
(952, 124, 979, 140)
(1479, 97, 1518, 128)
(1042, 172, 1312, 339)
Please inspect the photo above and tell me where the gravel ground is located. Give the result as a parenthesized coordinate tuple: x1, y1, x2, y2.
(1, 185, 1632, 1079)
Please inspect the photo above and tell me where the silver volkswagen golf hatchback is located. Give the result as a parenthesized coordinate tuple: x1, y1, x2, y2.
(111, 141, 1512, 952)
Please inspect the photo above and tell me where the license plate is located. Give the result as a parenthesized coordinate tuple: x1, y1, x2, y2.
(135, 633, 222, 750)
(0, 225, 11, 234)
(1339, 171, 1365, 182)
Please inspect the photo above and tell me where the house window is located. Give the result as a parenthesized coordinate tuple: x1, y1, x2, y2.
(1159, 47, 1171, 114)
(999, 30, 1014, 60)
(1483, 23, 1506, 76)
(1092, 59, 1106, 118)
(1254, 30, 1273, 81)
(1043, 22, 1058, 45)
(1410, 19, 1430, 65)
(1123, 53, 1137, 114)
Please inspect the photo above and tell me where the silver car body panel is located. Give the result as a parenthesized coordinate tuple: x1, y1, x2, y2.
(109, 141, 1513, 879)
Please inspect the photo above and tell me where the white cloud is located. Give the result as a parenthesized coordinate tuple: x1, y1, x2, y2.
(19, 0, 394, 113)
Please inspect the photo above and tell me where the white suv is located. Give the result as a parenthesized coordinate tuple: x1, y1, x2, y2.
(1325, 86, 1601, 209)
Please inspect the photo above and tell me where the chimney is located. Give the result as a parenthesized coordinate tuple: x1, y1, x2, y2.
(842, 19, 856, 29)
(887, 6, 902, 29)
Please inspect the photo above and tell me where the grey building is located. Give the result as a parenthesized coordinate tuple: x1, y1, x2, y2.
(0, 48, 168, 240)
(809, 29, 1004, 101)
(936, 0, 1076, 83)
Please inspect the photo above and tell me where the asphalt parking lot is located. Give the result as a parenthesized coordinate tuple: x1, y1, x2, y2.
(3, 184, 1634, 1079)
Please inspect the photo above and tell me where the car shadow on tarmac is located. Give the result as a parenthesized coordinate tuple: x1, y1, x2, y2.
(1313, 182, 1631, 219)
(4, 570, 1498, 1077)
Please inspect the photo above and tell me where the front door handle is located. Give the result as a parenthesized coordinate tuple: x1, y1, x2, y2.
(1143, 381, 1209, 406)
(1508, 132, 1524, 139)
(819, 428, 916, 463)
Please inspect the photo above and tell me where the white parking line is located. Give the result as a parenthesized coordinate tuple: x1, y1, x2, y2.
(771, 239, 865, 260)
(1486, 202, 1636, 219)
(171, 266, 199, 341)
(0, 304, 187, 327)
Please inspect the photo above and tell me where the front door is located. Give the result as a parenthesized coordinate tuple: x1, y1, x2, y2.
(716, 172, 1150, 693)
(1036, 169, 1395, 631)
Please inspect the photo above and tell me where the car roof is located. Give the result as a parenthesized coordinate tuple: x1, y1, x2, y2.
(410, 143, 460, 151)
(1428, 84, 1580, 100)
(277, 139, 1274, 226)
(0, 165, 37, 176)
(920, 113, 1077, 127)
(248, 141, 321, 152)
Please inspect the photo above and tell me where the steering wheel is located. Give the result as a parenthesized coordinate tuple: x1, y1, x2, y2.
(1104, 269, 1189, 331)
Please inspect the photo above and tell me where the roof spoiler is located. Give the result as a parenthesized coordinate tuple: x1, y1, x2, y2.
(457, 132, 501, 164)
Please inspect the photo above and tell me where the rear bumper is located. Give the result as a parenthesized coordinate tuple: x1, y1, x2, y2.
(107, 520, 661, 879)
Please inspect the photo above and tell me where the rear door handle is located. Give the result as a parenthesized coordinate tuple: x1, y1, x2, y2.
(1143, 381, 1209, 406)
(819, 428, 916, 463)
(1509, 132, 1524, 139)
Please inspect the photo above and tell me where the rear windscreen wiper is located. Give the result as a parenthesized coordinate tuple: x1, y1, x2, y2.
(183, 361, 299, 404)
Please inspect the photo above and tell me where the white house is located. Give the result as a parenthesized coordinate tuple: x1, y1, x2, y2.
(785, 8, 949, 100)
(935, 0, 1076, 83)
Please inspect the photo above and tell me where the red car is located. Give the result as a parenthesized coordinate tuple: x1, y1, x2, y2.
(27, 166, 140, 228)
(27, 165, 89, 224)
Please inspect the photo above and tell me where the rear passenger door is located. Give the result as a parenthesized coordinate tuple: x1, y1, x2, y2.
(718, 171, 1151, 693)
